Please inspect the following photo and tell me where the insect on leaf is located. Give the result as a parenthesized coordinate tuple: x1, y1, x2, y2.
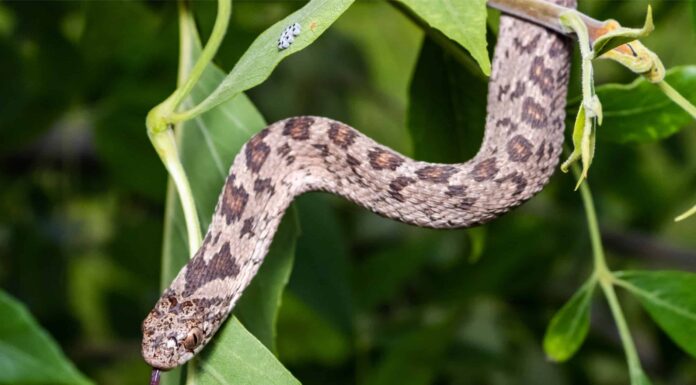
(183, 0, 355, 118)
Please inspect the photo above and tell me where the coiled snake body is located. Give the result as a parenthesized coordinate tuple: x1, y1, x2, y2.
(143, 0, 574, 371)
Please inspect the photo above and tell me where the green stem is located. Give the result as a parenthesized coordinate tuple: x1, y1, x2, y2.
(658, 80, 696, 120)
(576, 169, 608, 276)
(487, 0, 606, 41)
(169, 0, 231, 114)
(573, 163, 646, 384)
(600, 280, 646, 383)
(150, 128, 202, 257)
(675, 202, 696, 222)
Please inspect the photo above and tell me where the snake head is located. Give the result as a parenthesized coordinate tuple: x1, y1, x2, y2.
(141, 290, 227, 370)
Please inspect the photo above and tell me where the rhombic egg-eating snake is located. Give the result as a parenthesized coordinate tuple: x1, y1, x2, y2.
(142, 0, 576, 376)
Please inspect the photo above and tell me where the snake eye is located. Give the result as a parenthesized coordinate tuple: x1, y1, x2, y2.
(183, 327, 203, 351)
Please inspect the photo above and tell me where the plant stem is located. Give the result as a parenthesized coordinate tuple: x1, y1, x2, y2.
(574, 164, 646, 384)
(675, 202, 696, 222)
(169, 0, 231, 114)
(576, 170, 608, 277)
(150, 128, 202, 257)
(487, 0, 606, 41)
(658, 80, 696, 120)
(601, 280, 646, 383)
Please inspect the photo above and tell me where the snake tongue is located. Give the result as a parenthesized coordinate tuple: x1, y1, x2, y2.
(150, 369, 161, 385)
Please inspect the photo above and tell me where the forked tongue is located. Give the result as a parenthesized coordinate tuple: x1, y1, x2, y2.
(150, 369, 161, 385)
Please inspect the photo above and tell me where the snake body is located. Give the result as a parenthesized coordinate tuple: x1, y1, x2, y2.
(143, 0, 574, 370)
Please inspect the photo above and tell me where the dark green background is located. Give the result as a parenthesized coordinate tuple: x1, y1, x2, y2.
(1, 1, 695, 384)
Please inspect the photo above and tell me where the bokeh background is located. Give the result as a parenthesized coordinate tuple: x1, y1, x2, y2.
(1, 1, 696, 384)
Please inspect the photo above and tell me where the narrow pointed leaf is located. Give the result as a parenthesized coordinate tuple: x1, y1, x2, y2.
(196, 318, 301, 385)
(158, 9, 300, 385)
(396, 0, 490, 75)
(543, 278, 596, 362)
(185, 0, 355, 117)
(0, 290, 93, 385)
(615, 270, 696, 359)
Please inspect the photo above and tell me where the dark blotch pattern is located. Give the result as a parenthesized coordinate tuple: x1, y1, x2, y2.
(521, 97, 547, 129)
(446, 185, 467, 197)
(388, 176, 415, 202)
(455, 197, 477, 210)
(253, 178, 275, 196)
(529, 56, 555, 96)
(549, 38, 568, 58)
(221, 177, 248, 225)
(496, 117, 519, 133)
(183, 243, 239, 297)
(513, 34, 540, 54)
(497, 84, 510, 101)
(368, 148, 403, 171)
(245, 132, 271, 173)
(496, 172, 528, 196)
(312, 144, 329, 157)
(283, 117, 313, 140)
(346, 154, 360, 167)
(510, 81, 526, 101)
(471, 158, 499, 182)
(536, 140, 546, 161)
(277, 143, 291, 158)
(416, 165, 457, 184)
(328, 122, 357, 148)
(240, 218, 255, 239)
(507, 135, 533, 163)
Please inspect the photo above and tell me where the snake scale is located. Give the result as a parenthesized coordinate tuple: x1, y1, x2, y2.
(142, 0, 575, 372)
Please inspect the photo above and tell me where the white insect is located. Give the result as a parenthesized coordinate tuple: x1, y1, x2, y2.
(278, 22, 301, 50)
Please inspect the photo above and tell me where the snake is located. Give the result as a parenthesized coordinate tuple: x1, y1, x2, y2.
(142, 0, 575, 376)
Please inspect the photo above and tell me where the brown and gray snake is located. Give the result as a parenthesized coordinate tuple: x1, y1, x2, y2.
(142, 0, 575, 372)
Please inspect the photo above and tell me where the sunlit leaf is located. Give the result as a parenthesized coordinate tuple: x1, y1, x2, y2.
(159, 8, 299, 385)
(0, 290, 93, 385)
(573, 66, 696, 143)
(396, 0, 490, 75)
(185, 0, 355, 117)
(195, 318, 301, 385)
(543, 278, 595, 362)
(615, 270, 696, 359)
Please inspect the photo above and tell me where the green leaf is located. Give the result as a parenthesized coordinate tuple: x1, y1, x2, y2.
(408, 36, 487, 163)
(577, 66, 696, 143)
(614, 270, 696, 359)
(290, 195, 353, 334)
(543, 277, 596, 362)
(159, 9, 299, 385)
(195, 318, 301, 385)
(0, 290, 93, 385)
(183, 0, 355, 118)
(592, 6, 653, 58)
(396, 0, 490, 76)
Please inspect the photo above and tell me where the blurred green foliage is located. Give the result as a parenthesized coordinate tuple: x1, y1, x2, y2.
(1, 1, 696, 385)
